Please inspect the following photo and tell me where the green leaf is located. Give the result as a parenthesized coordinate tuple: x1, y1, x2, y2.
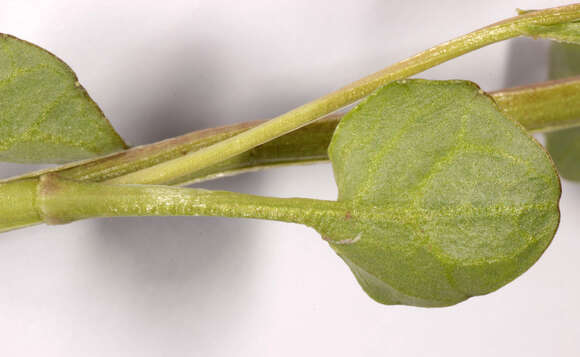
(325, 80, 561, 307)
(545, 42, 580, 181)
(0, 34, 127, 163)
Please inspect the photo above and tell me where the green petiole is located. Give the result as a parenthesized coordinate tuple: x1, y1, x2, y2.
(37, 174, 343, 230)
(0, 76, 578, 233)
(3, 76, 579, 187)
(106, 4, 580, 186)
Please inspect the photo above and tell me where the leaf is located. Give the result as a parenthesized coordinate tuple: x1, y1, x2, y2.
(545, 42, 580, 181)
(323, 80, 561, 307)
(0, 34, 127, 163)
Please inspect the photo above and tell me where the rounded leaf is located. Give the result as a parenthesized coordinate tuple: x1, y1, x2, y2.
(325, 80, 561, 307)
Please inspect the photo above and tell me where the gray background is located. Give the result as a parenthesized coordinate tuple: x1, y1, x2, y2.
(0, 0, 578, 356)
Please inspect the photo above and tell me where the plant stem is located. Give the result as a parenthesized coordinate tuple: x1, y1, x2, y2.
(3, 76, 580, 188)
(1, 117, 339, 185)
(0, 179, 41, 231)
(492, 75, 580, 132)
(106, 4, 580, 186)
(0, 75, 578, 233)
(37, 175, 344, 232)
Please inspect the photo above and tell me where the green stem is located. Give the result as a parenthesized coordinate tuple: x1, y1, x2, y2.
(91, 76, 580, 186)
(2, 76, 579, 188)
(107, 4, 580, 185)
(0, 75, 579, 233)
(491, 75, 580, 132)
(0, 179, 41, 231)
(0, 116, 339, 185)
(37, 174, 344, 232)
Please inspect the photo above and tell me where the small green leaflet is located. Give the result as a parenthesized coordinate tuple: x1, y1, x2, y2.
(324, 80, 561, 307)
(545, 42, 580, 181)
(0, 34, 127, 163)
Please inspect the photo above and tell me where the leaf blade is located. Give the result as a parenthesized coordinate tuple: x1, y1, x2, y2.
(326, 80, 561, 307)
(0, 34, 127, 163)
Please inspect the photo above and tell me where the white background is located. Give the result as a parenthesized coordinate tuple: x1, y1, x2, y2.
(0, 1, 579, 356)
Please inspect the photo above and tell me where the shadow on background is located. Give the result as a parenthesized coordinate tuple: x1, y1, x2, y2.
(87, 172, 263, 285)
(88, 171, 265, 283)
(85, 167, 269, 337)
(503, 37, 550, 88)
(81, 34, 312, 334)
